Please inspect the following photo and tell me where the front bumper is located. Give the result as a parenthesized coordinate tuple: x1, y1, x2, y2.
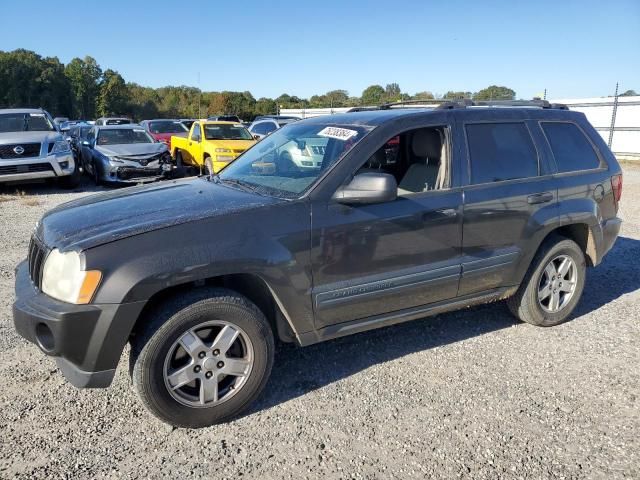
(0, 152, 75, 182)
(13, 261, 145, 388)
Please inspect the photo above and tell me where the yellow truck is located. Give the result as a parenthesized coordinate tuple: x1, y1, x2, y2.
(171, 120, 256, 174)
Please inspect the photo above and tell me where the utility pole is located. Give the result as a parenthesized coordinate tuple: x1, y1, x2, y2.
(543, 88, 547, 100)
(197, 72, 202, 119)
(608, 82, 619, 148)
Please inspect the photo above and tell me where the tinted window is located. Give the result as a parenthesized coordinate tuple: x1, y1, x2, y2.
(541, 122, 600, 172)
(466, 123, 538, 184)
(252, 122, 277, 135)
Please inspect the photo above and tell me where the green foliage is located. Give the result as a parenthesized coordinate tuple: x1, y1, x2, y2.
(620, 89, 637, 97)
(361, 84, 385, 105)
(473, 85, 516, 101)
(0, 48, 527, 120)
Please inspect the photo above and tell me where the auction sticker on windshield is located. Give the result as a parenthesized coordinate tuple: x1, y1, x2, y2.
(318, 127, 358, 141)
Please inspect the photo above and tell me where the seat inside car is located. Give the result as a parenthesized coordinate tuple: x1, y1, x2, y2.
(398, 129, 442, 193)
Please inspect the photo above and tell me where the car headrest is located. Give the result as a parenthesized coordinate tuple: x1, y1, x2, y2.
(412, 129, 441, 159)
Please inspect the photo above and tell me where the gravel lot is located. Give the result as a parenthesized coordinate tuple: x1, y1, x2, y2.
(0, 167, 638, 480)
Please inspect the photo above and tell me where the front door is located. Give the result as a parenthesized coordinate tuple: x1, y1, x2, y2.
(311, 125, 463, 328)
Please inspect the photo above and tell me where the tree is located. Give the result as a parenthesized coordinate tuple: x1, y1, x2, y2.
(97, 69, 128, 116)
(620, 89, 637, 97)
(473, 85, 516, 101)
(64, 56, 102, 118)
(361, 84, 385, 105)
(412, 91, 435, 100)
(443, 90, 472, 99)
(384, 83, 402, 102)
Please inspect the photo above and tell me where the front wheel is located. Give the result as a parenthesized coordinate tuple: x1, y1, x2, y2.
(507, 236, 586, 326)
(131, 288, 275, 428)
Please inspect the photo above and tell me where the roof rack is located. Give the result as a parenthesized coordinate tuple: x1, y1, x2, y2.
(376, 98, 568, 111)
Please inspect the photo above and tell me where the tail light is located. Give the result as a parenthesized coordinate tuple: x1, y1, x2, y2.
(611, 174, 623, 209)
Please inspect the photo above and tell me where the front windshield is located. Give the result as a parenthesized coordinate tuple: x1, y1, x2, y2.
(204, 124, 253, 141)
(0, 113, 55, 133)
(218, 122, 372, 198)
(149, 120, 188, 134)
(97, 128, 154, 145)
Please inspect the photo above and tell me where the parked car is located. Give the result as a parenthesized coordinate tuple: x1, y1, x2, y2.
(94, 117, 132, 126)
(13, 101, 622, 428)
(80, 124, 172, 185)
(0, 108, 80, 187)
(139, 119, 189, 151)
(248, 116, 299, 140)
(59, 120, 88, 133)
(207, 115, 242, 123)
(171, 121, 256, 174)
(64, 123, 92, 166)
(53, 117, 69, 126)
(179, 119, 196, 130)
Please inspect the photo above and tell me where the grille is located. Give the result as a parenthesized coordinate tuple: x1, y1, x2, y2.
(116, 166, 162, 180)
(0, 143, 41, 159)
(310, 145, 326, 155)
(28, 236, 48, 289)
(0, 163, 53, 175)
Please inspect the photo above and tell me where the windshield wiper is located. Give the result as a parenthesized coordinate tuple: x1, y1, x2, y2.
(220, 177, 262, 194)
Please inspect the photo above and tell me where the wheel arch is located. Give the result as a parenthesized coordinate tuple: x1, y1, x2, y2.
(130, 273, 298, 346)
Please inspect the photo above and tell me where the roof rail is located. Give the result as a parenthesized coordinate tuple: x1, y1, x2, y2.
(365, 98, 569, 112)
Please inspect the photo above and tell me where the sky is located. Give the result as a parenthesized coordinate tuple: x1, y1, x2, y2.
(1, 0, 638, 100)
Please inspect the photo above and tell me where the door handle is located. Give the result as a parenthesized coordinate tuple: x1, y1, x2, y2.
(527, 192, 554, 205)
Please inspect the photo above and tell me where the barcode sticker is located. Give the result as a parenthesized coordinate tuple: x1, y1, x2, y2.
(317, 127, 358, 141)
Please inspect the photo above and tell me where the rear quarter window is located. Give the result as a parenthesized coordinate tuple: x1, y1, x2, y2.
(541, 122, 600, 172)
(466, 122, 539, 184)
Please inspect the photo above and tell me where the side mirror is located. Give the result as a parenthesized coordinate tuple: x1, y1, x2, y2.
(253, 134, 261, 141)
(332, 172, 397, 205)
(82, 140, 92, 148)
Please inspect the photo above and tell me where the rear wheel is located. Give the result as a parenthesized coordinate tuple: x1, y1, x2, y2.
(131, 288, 275, 428)
(507, 236, 586, 326)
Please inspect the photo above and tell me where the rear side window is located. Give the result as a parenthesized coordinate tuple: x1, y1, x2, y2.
(466, 123, 538, 184)
(541, 122, 600, 172)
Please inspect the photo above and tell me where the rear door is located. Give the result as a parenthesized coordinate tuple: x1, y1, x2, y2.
(459, 116, 558, 296)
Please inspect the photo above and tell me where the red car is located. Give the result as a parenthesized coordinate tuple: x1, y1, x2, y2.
(139, 119, 189, 151)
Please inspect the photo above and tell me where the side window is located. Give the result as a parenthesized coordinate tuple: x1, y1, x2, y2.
(355, 126, 450, 195)
(541, 122, 600, 172)
(86, 128, 95, 142)
(466, 123, 538, 184)
(191, 123, 201, 141)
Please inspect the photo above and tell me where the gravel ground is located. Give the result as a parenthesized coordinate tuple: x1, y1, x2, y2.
(0, 168, 638, 480)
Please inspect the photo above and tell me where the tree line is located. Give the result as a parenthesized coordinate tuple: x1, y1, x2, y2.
(1, 49, 635, 121)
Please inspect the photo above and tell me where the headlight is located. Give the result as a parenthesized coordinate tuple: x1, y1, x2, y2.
(51, 140, 71, 154)
(215, 148, 232, 153)
(41, 249, 102, 304)
(216, 155, 234, 162)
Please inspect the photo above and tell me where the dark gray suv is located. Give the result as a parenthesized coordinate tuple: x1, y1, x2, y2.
(13, 100, 622, 427)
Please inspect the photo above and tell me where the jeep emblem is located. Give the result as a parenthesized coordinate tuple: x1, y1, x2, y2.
(13, 145, 25, 155)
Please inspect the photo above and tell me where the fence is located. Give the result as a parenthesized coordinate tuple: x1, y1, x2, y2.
(282, 95, 640, 161)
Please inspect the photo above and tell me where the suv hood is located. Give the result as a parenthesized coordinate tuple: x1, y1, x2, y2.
(0, 131, 61, 144)
(36, 178, 285, 251)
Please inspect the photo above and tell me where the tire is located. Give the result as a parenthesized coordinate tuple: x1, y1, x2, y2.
(507, 235, 586, 326)
(174, 150, 184, 168)
(131, 288, 275, 428)
(92, 162, 102, 186)
(204, 157, 214, 176)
